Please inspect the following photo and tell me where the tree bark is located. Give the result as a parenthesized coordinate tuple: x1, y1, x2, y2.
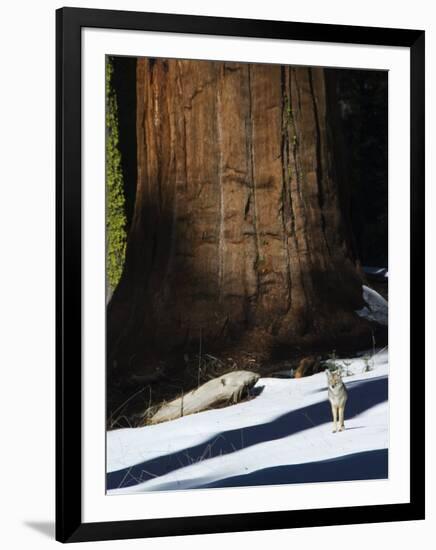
(108, 59, 371, 381)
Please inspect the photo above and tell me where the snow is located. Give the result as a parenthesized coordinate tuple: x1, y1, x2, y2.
(356, 285, 388, 326)
(107, 348, 389, 494)
(363, 266, 388, 280)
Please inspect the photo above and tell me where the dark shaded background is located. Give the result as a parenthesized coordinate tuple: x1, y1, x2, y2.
(336, 69, 388, 267)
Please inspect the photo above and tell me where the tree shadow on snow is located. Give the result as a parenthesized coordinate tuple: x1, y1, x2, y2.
(149, 448, 388, 491)
(204, 448, 388, 489)
(107, 375, 387, 490)
(309, 374, 388, 394)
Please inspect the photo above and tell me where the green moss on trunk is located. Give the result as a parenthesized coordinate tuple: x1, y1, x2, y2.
(106, 57, 127, 300)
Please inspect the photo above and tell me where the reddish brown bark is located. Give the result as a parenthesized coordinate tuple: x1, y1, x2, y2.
(108, 59, 371, 380)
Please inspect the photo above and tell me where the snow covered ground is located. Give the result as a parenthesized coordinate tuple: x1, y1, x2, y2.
(107, 348, 388, 494)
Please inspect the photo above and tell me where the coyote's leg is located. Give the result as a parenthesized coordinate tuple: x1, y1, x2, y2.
(331, 404, 338, 433)
(338, 406, 345, 431)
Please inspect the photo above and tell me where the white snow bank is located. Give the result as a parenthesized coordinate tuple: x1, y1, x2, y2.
(363, 266, 388, 279)
(107, 349, 388, 493)
(356, 285, 388, 326)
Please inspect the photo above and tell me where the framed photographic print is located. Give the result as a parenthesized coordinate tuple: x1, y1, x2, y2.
(56, 7, 425, 543)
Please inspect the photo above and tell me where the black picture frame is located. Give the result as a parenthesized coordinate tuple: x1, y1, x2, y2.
(56, 6, 425, 543)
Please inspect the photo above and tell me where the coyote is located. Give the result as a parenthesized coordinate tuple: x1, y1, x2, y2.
(326, 370, 348, 433)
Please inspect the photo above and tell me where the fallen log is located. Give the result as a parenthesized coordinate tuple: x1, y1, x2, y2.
(148, 370, 260, 425)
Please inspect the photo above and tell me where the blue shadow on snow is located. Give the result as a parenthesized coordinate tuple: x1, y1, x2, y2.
(149, 448, 388, 491)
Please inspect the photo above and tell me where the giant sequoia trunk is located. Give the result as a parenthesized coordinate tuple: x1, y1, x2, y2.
(108, 59, 372, 387)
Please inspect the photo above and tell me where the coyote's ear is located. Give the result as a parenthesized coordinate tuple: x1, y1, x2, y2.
(325, 369, 331, 379)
